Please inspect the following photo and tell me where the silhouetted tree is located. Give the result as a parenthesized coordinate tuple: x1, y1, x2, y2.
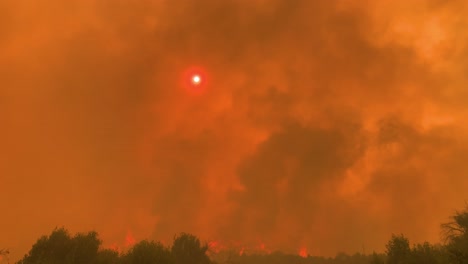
(96, 249, 120, 264)
(18, 228, 101, 264)
(442, 206, 468, 264)
(19, 228, 73, 264)
(410, 242, 449, 264)
(171, 233, 211, 264)
(386, 234, 411, 264)
(68, 231, 101, 264)
(122, 240, 172, 264)
(369, 252, 384, 264)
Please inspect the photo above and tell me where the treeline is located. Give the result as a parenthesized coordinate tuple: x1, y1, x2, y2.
(212, 251, 384, 264)
(214, 205, 468, 264)
(16, 229, 210, 264)
(10, 205, 468, 264)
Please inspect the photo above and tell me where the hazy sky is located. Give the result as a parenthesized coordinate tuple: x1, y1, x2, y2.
(1, 0, 468, 261)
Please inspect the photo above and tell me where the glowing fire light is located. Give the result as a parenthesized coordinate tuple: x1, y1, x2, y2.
(208, 241, 222, 253)
(125, 231, 136, 247)
(299, 247, 308, 258)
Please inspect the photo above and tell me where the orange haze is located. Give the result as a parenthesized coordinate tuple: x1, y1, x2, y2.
(1, 0, 468, 261)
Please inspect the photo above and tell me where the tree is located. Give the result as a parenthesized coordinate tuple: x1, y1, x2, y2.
(442, 206, 468, 264)
(122, 240, 172, 264)
(67, 231, 101, 264)
(18, 228, 102, 264)
(410, 242, 448, 264)
(171, 233, 211, 264)
(386, 234, 411, 264)
(96, 249, 120, 264)
(19, 228, 73, 264)
(369, 252, 384, 264)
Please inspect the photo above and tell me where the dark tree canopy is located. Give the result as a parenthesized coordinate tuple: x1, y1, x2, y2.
(16, 209, 468, 264)
(369, 252, 384, 264)
(16, 229, 215, 264)
(95, 249, 120, 264)
(18, 228, 101, 264)
(383, 234, 449, 264)
(386, 234, 411, 264)
(122, 240, 172, 264)
(171, 233, 211, 264)
(442, 206, 468, 264)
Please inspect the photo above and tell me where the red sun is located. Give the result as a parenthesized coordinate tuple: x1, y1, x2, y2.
(182, 66, 208, 93)
(191, 74, 202, 85)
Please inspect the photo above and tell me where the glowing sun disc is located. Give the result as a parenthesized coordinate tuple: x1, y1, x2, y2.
(192, 75, 201, 85)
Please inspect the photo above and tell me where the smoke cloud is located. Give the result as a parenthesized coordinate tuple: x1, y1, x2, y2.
(1, 0, 468, 260)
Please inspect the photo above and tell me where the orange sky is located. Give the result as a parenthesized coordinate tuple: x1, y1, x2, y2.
(1, 0, 468, 261)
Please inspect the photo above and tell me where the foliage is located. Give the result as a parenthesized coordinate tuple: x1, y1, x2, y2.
(442, 206, 468, 264)
(18, 228, 101, 264)
(369, 252, 384, 264)
(18, 206, 468, 264)
(95, 249, 120, 264)
(16, 229, 214, 264)
(121, 240, 172, 264)
(386, 234, 411, 264)
(410, 242, 449, 264)
(172, 233, 211, 264)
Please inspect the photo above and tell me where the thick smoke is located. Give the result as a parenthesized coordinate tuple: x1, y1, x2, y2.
(1, 0, 468, 261)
